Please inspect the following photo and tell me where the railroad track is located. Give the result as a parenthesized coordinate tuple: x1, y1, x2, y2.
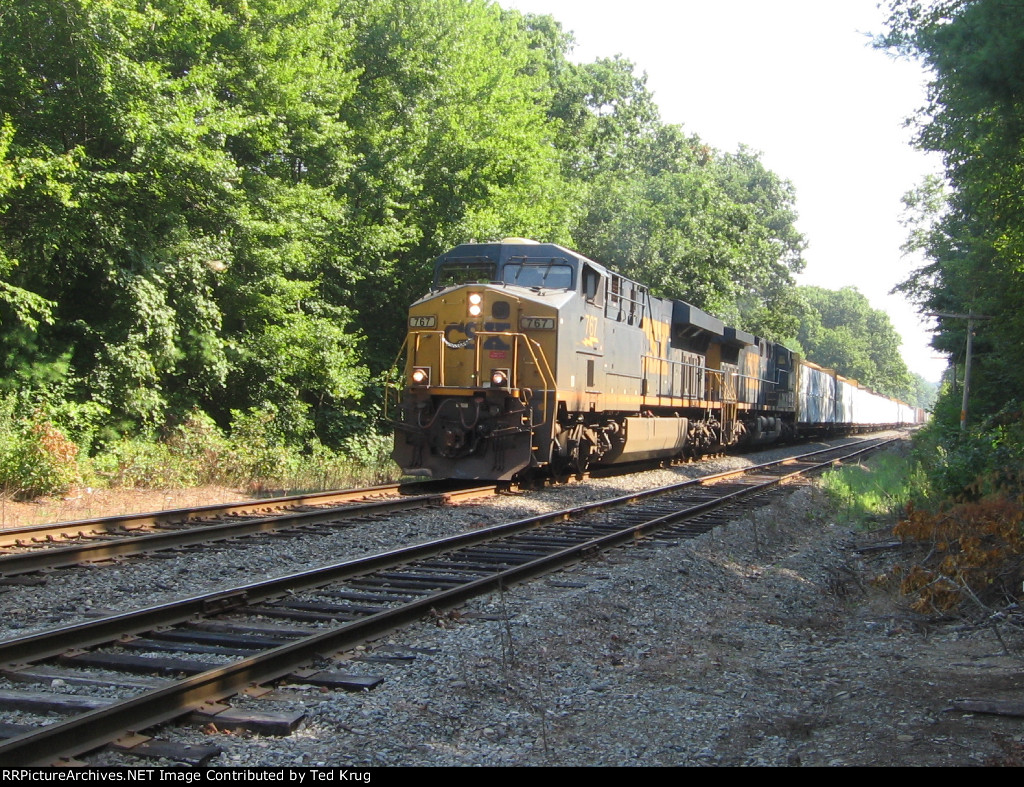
(0, 484, 413, 548)
(0, 483, 495, 577)
(0, 437, 894, 765)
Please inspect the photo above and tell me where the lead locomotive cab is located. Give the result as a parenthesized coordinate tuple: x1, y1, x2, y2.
(391, 239, 575, 480)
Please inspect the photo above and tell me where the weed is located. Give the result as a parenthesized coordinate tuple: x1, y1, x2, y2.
(2, 395, 401, 502)
(819, 452, 923, 528)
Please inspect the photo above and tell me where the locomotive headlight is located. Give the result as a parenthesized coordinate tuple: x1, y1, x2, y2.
(468, 292, 483, 317)
(411, 367, 431, 385)
(490, 368, 510, 388)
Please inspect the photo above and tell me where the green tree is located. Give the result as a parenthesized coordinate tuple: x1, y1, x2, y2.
(0, 0, 366, 438)
(524, 29, 807, 338)
(796, 285, 913, 399)
(0, 0, 821, 466)
(881, 0, 1024, 420)
(336, 0, 576, 372)
(909, 371, 940, 410)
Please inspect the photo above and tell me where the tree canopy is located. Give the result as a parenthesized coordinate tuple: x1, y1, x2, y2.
(795, 286, 914, 401)
(881, 0, 1024, 420)
(0, 0, 824, 450)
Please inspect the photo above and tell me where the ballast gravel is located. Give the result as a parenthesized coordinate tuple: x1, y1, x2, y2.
(4, 433, 1023, 767)
(0, 439, 863, 639)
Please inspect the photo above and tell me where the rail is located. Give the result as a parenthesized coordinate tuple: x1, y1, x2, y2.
(0, 485, 496, 577)
(0, 436, 898, 765)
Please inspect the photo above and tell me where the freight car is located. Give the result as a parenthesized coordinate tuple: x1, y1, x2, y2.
(390, 239, 921, 481)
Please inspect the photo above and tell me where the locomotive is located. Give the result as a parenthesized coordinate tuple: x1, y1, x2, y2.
(391, 239, 921, 481)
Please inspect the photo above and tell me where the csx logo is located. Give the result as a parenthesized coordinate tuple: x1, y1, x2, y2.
(444, 322, 476, 348)
(443, 322, 511, 350)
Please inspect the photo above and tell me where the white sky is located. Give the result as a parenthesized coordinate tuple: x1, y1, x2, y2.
(504, 0, 947, 382)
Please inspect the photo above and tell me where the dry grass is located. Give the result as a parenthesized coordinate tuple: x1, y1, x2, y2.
(0, 485, 251, 529)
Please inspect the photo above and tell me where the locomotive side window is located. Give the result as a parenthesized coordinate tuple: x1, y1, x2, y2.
(608, 275, 622, 321)
(503, 262, 573, 289)
(582, 265, 604, 305)
(437, 262, 497, 287)
(607, 276, 645, 325)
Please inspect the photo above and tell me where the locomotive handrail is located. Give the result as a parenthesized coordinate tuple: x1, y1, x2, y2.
(394, 328, 557, 433)
(641, 353, 708, 400)
(396, 329, 447, 385)
(471, 329, 557, 432)
(637, 354, 787, 407)
(709, 366, 735, 404)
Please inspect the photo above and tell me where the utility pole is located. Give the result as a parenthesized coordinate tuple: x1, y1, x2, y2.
(929, 312, 993, 431)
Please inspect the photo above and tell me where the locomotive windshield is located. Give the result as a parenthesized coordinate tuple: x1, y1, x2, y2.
(435, 259, 575, 290)
(502, 262, 573, 289)
(437, 262, 497, 286)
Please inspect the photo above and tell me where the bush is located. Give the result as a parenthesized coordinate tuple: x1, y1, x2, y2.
(227, 404, 295, 490)
(166, 409, 232, 486)
(90, 437, 188, 488)
(913, 397, 1024, 504)
(224, 432, 398, 496)
(890, 497, 1024, 615)
(341, 431, 396, 484)
(0, 401, 81, 499)
(874, 396, 1024, 619)
(1, 395, 399, 499)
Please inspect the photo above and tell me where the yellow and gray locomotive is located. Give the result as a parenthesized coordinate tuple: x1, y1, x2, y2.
(391, 239, 918, 481)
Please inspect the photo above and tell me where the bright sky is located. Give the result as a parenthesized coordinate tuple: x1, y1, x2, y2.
(504, 0, 947, 382)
